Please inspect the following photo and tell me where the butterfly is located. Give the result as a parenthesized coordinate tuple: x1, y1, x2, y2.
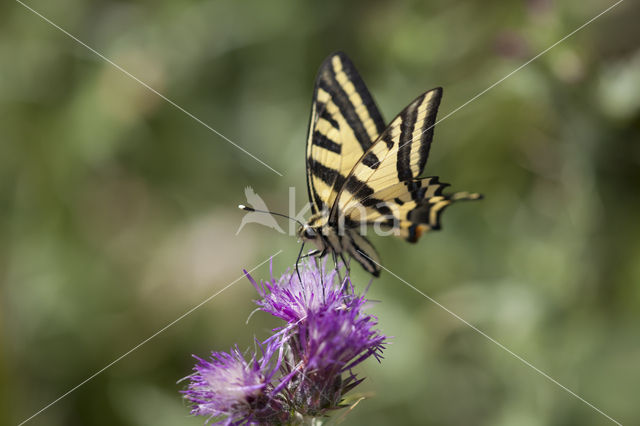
(296, 52, 482, 277)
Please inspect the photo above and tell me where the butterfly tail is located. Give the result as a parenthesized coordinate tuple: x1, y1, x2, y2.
(401, 190, 482, 243)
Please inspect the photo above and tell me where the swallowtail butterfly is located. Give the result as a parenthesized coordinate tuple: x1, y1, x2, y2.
(296, 52, 481, 276)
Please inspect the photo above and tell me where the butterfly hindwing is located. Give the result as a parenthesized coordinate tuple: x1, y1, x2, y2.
(306, 52, 385, 214)
(344, 177, 481, 242)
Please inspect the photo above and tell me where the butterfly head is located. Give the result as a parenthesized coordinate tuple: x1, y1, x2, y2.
(298, 224, 319, 242)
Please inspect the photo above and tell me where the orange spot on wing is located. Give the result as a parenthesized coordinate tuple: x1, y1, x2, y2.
(415, 225, 428, 240)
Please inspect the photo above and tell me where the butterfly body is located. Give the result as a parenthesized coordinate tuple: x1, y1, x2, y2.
(301, 52, 482, 276)
(298, 212, 381, 275)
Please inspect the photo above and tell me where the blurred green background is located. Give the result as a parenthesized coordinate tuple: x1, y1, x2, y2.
(2, 0, 639, 425)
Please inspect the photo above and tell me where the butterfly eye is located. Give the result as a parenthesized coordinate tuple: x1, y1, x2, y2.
(303, 227, 316, 239)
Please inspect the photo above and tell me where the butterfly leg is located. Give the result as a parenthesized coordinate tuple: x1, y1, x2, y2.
(295, 242, 306, 290)
(339, 252, 351, 292)
(300, 249, 322, 259)
(331, 250, 344, 290)
(331, 250, 346, 300)
(312, 248, 327, 288)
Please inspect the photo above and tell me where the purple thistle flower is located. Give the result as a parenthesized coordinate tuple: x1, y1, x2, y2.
(181, 340, 288, 425)
(246, 259, 387, 416)
(245, 259, 353, 324)
(298, 299, 386, 373)
(182, 259, 388, 423)
(283, 299, 387, 415)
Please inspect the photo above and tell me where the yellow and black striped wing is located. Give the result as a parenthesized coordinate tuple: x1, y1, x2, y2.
(333, 88, 482, 241)
(345, 177, 481, 242)
(305, 52, 385, 214)
(332, 88, 442, 217)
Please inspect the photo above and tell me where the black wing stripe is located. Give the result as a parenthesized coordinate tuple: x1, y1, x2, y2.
(343, 178, 394, 217)
(319, 76, 372, 153)
(416, 93, 441, 173)
(318, 105, 340, 130)
(308, 159, 346, 191)
(361, 151, 380, 169)
(345, 176, 373, 198)
(339, 54, 386, 138)
(381, 134, 394, 150)
(312, 132, 341, 153)
(309, 181, 325, 213)
(397, 95, 421, 181)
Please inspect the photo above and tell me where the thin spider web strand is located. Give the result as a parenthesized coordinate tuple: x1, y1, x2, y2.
(16, 0, 284, 177)
(357, 251, 623, 426)
(17, 251, 283, 426)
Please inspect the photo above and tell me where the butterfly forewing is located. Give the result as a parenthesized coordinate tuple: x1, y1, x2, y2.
(306, 52, 385, 214)
(330, 88, 442, 220)
(331, 87, 481, 244)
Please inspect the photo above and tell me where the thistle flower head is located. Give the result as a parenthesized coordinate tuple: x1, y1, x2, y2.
(183, 258, 388, 424)
(246, 259, 352, 324)
(299, 300, 386, 374)
(285, 298, 387, 415)
(181, 340, 284, 425)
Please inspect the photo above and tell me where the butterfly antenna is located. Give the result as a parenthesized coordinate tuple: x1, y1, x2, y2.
(238, 205, 305, 227)
(239, 204, 308, 291)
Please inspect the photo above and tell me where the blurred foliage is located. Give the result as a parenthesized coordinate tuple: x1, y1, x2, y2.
(1, 0, 639, 425)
